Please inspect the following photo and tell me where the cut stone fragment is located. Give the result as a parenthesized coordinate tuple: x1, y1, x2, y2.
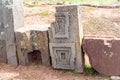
(83, 36, 120, 76)
(15, 25, 51, 66)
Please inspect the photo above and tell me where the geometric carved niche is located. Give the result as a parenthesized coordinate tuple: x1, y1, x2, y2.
(52, 12, 69, 38)
(49, 43, 75, 70)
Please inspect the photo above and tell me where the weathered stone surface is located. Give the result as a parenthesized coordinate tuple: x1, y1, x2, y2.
(30, 30, 50, 66)
(0, 0, 24, 65)
(16, 25, 50, 66)
(83, 36, 120, 76)
(15, 32, 31, 65)
(2, 0, 17, 65)
(0, 40, 7, 63)
(49, 5, 83, 72)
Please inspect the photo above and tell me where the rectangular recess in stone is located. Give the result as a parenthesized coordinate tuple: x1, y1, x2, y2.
(49, 43, 75, 70)
(51, 12, 69, 38)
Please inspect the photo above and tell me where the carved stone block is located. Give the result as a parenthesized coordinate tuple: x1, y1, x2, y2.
(51, 12, 69, 38)
(50, 43, 75, 70)
(16, 25, 50, 66)
(15, 32, 31, 65)
(49, 5, 84, 72)
(30, 30, 50, 66)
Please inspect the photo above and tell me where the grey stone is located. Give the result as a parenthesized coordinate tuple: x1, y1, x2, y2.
(0, 40, 7, 63)
(16, 25, 50, 66)
(49, 5, 84, 72)
(30, 30, 50, 66)
(1, 0, 18, 65)
(0, 0, 24, 65)
(49, 43, 75, 69)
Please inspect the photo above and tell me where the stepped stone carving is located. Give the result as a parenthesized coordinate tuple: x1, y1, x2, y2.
(51, 12, 69, 38)
(49, 5, 84, 72)
(50, 43, 75, 69)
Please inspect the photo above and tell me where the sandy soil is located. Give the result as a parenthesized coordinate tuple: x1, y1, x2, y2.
(24, 4, 120, 37)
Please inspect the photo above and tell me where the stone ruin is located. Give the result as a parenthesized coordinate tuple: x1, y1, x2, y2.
(49, 5, 83, 72)
(82, 36, 120, 76)
(1, 0, 120, 77)
(0, 0, 83, 72)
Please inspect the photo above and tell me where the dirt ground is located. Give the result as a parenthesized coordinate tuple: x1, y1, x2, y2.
(0, 63, 109, 80)
(1, 4, 120, 80)
(24, 4, 120, 37)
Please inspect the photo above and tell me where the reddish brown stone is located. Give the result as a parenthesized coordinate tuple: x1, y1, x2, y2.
(83, 36, 120, 76)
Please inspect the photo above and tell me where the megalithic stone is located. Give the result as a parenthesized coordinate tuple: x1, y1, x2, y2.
(15, 25, 50, 66)
(49, 5, 84, 72)
(2, 0, 17, 65)
(0, 0, 24, 65)
(83, 36, 120, 76)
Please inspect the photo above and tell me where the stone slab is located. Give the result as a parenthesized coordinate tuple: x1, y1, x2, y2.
(2, 0, 18, 65)
(83, 36, 120, 76)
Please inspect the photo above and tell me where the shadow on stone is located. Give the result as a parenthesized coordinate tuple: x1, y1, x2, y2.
(28, 50, 42, 65)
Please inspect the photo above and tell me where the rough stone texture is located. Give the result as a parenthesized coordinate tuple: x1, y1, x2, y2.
(30, 30, 50, 66)
(83, 36, 120, 76)
(0, 0, 24, 65)
(0, 40, 7, 63)
(16, 25, 50, 66)
(49, 5, 83, 72)
(15, 32, 32, 65)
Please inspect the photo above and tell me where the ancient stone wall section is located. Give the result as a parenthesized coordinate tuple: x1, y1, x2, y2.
(49, 5, 84, 72)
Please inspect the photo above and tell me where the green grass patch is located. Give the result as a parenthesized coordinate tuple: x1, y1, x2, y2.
(62, 69, 70, 73)
(73, 71, 81, 76)
(37, 11, 50, 16)
(84, 64, 98, 75)
(24, 3, 36, 7)
(24, 0, 117, 4)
